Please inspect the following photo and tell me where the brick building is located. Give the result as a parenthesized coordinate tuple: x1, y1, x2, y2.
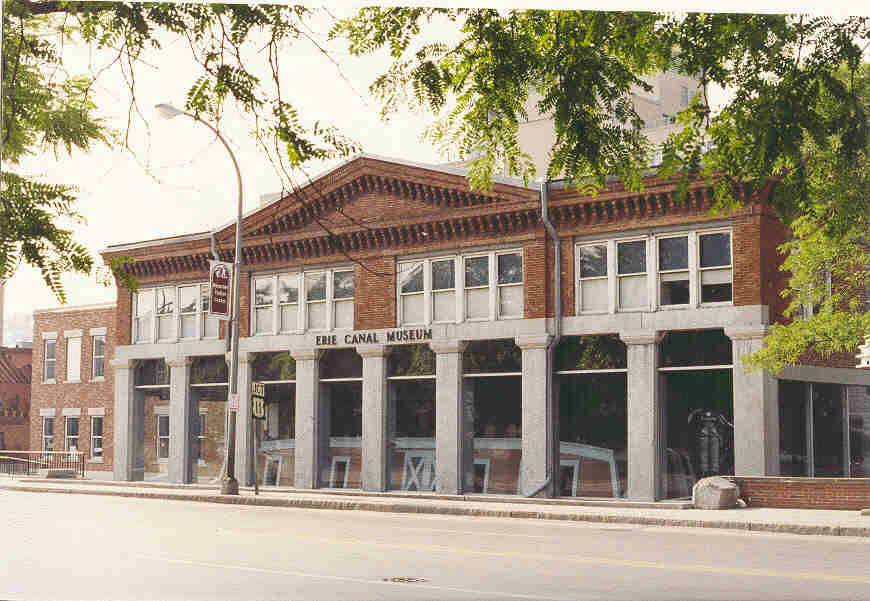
(83, 153, 868, 502)
(0, 345, 32, 451)
(30, 304, 115, 475)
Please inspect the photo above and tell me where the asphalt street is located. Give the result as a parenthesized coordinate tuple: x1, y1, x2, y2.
(2, 488, 869, 601)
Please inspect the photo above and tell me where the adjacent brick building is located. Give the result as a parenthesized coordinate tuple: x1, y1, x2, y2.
(30, 303, 115, 475)
(0, 345, 32, 451)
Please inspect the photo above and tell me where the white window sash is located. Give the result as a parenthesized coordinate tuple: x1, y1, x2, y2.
(576, 229, 732, 316)
(252, 269, 352, 334)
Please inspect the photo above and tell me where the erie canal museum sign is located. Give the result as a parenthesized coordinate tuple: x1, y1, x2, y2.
(314, 328, 433, 347)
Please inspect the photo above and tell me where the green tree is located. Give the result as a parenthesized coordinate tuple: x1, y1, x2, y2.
(335, 9, 869, 372)
(2, 1, 356, 300)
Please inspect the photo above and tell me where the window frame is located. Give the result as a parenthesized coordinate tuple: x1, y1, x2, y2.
(250, 267, 354, 336)
(42, 417, 54, 451)
(695, 228, 734, 307)
(43, 339, 57, 383)
(574, 227, 733, 315)
(156, 415, 170, 461)
(396, 255, 462, 326)
(64, 416, 80, 452)
(615, 237, 650, 312)
(576, 241, 612, 315)
(90, 416, 103, 459)
(133, 282, 219, 344)
(655, 232, 694, 309)
(65, 335, 82, 383)
(397, 249, 522, 326)
(91, 335, 106, 380)
(177, 284, 201, 340)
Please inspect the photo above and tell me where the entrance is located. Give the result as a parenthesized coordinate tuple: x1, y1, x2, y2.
(318, 349, 362, 489)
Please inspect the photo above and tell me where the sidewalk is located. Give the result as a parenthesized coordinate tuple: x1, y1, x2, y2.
(2, 477, 867, 538)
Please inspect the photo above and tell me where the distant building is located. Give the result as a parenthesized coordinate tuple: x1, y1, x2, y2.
(0, 345, 32, 451)
(515, 71, 704, 176)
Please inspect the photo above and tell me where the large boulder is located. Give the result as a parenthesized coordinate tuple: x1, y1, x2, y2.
(692, 476, 740, 509)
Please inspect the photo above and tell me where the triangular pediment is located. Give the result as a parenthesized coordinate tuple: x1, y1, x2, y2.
(213, 155, 537, 244)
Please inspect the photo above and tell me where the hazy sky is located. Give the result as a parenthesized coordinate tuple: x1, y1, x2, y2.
(3, 0, 865, 345)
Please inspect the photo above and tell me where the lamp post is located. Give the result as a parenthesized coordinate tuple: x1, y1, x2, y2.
(155, 103, 242, 495)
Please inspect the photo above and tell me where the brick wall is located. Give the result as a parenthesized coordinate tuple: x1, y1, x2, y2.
(30, 305, 116, 472)
(729, 477, 870, 510)
(355, 255, 396, 330)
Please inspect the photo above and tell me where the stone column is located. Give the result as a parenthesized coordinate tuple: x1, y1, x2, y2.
(516, 334, 552, 497)
(726, 326, 780, 476)
(291, 348, 321, 488)
(359, 344, 389, 492)
(234, 352, 254, 486)
(430, 340, 465, 495)
(111, 358, 143, 481)
(620, 331, 661, 501)
(167, 357, 193, 484)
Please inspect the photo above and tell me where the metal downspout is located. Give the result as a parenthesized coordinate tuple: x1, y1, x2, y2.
(528, 179, 561, 497)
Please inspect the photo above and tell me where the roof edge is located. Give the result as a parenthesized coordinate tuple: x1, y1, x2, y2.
(33, 301, 117, 315)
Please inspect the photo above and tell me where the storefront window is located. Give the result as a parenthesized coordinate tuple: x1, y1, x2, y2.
(778, 380, 858, 478)
(253, 352, 296, 487)
(660, 330, 733, 499)
(318, 349, 362, 488)
(136, 359, 169, 481)
(463, 340, 522, 494)
(557, 336, 627, 498)
(190, 356, 228, 483)
(849, 385, 870, 478)
(388, 345, 436, 491)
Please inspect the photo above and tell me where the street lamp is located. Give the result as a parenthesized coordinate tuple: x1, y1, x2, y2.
(155, 102, 243, 495)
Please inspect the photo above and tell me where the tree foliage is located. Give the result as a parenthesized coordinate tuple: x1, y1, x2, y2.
(335, 9, 869, 372)
(2, 0, 357, 300)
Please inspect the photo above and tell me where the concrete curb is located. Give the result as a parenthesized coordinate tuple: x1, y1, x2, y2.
(3, 483, 867, 538)
(14, 477, 694, 509)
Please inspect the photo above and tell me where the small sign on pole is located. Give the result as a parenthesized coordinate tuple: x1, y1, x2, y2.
(209, 260, 233, 320)
(251, 382, 266, 420)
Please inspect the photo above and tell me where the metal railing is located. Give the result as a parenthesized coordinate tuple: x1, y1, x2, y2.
(0, 451, 86, 478)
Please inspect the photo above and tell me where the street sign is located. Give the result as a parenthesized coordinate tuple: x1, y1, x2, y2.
(208, 260, 233, 320)
(251, 382, 266, 420)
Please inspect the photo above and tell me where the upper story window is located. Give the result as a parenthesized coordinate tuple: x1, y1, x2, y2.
(66, 335, 82, 382)
(92, 335, 106, 379)
(397, 249, 523, 326)
(252, 268, 354, 336)
(43, 339, 57, 382)
(133, 283, 220, 344)
(576, 228, 732, 315)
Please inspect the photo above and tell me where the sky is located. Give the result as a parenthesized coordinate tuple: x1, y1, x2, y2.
(3, 0, 867, 345)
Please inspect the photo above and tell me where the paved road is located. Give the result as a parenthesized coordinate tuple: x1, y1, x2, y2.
(2, 489, 869, 601)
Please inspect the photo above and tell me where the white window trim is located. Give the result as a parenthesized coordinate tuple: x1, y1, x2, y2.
(65, 334, 83, 383)
(133, 281, 220, 344)
(615, 236, 650, 313)
(576, 242, 611, 315)
(156, 414, 170, 462)
(43, 338, 57, 384)
(329, 455, 352, 488)
(91, 334, 106, 382)
(574, 228, 733, 315)
(654, 232, 693, 310)
(397, 255, 461, 326)
(695, 228, 734, 307)
(64, 416, 80, 451)
(90, 415, 104, 461)
(398, 249, 523, 326)
(251, 267, 354, 336)
(42, 416, 55, 451)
